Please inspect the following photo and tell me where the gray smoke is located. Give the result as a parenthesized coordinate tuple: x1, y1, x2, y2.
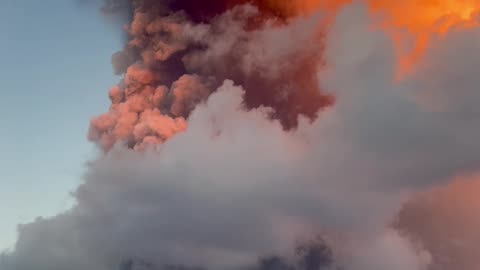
(2, 1, 480, 270)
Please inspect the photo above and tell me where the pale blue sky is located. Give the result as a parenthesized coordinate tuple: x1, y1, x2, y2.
(0, 0, 124, 251)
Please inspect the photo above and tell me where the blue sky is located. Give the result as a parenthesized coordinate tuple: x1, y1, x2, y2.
(0, 0, 124, 251)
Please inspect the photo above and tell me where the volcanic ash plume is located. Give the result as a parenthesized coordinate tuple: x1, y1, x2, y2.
(88, 0, 333, 151)
(2, 1, 480, 270)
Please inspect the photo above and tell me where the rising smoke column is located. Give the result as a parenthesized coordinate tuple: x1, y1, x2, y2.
(90, 0, 480, 152)
(2, 1, 480, 270)
(89, 0, 334, 151)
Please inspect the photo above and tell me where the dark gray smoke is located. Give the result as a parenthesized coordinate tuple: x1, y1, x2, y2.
(118, 238, 334, 270)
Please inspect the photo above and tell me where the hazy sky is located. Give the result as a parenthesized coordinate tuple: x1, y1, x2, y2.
(0, 0, 123, 251)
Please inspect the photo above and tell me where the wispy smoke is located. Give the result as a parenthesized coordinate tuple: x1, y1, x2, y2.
(2, 1, 480, 270)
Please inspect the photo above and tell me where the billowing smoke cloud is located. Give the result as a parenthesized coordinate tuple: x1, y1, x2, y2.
(2, 1, 480, 270)
(0, 80, 428, 270)
(89, 0, 333, 150)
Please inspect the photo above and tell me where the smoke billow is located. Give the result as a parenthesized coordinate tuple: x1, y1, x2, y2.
(88, 0, 333, 151)
(2, 1, 480, 270)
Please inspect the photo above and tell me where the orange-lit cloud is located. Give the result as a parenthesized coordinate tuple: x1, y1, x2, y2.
(367, 0, 480, 76)
(265, 0, 480, 76)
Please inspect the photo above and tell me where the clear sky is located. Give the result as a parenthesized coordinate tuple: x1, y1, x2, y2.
(0, 0, 124, 251)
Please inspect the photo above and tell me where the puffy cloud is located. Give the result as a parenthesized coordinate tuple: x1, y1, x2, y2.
(90, 2, 334, 152)
(1, 76, 426, 270)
